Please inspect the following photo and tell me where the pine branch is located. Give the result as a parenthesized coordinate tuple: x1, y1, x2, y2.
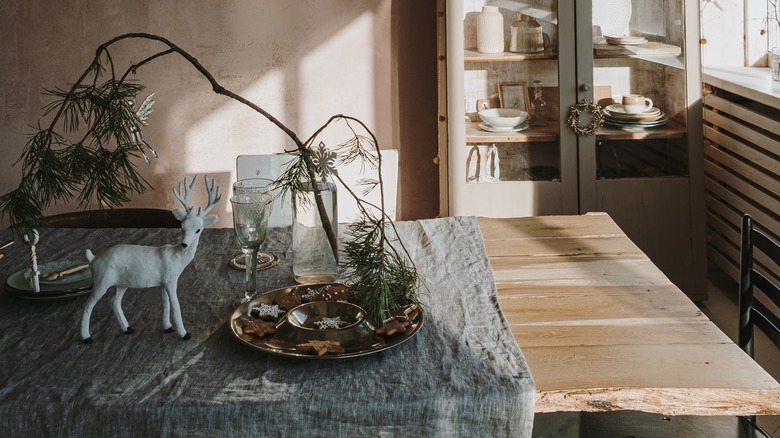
(0, 32, 420, 325)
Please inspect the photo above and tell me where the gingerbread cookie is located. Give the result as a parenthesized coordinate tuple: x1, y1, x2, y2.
(296, 340, 345, 356)
(314, 285, 349, 302)
(375, 318, 410, 336)
(299, 288, 318, 303)
(275, 293, 301, 311)
(242, 320, 277, 337)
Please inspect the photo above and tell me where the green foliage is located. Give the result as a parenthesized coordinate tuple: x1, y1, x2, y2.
(0, 68, 157, 235)
(343, 218, 419, 326)
(0, 32, 420, 326)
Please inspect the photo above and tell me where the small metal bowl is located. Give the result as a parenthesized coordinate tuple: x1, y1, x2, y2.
(274, 301, 378, 350)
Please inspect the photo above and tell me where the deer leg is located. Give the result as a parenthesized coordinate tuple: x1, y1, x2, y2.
(80, 283, 111, 343)
(164, 284, 190, 340)
(161, 289, 174, 333)
(112, 287, 133, 334)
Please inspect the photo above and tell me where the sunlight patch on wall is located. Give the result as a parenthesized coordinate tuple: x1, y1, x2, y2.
(299, 11, 377, 138)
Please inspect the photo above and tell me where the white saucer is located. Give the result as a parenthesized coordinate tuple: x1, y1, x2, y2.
(605, 104, 661, 116)
(479, 122, 530, 133)
(605, 35, 647, 45)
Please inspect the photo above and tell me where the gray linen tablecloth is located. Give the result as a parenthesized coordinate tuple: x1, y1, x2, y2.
(0, 216, 534, 437)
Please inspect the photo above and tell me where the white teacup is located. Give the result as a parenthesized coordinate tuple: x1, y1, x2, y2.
(622, 94, 653, 114)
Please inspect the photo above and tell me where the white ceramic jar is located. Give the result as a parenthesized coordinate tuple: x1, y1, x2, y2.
(477, 6, 504, 54)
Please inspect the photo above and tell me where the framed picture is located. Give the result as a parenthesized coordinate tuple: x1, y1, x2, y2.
(498, 82, 530, 112)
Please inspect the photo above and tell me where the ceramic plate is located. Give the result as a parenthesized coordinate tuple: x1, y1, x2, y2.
(5, 283, 93, 300)
(605, 117, 668, 128)
(229, 283, 424, 359)
(605, 104, 661, 117)
(37, 260, 92, 285)
(605, 35, 647, 45)
(606, 110, 666, 123)
(4, 260, 94, 299)
(479, 122, 530, 133)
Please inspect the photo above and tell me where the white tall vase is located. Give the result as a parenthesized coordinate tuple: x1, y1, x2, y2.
(477, 6, 504, 54)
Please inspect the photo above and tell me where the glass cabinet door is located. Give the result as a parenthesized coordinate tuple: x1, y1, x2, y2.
(582, 0, 691, 210)
(446, 0, 577, 217)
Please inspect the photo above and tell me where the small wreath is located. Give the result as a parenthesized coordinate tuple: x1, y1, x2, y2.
(567, 99, 604, 136)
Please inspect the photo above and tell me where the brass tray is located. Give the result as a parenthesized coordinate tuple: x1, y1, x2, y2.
(228, 283, 423, 359)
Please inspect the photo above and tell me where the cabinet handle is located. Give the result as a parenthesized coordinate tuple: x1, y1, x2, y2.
(567, 99, 604, 136)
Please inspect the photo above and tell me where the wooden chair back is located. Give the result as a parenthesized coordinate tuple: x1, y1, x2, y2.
(739, 214, 780, 355)
(737, 214, 780, 436)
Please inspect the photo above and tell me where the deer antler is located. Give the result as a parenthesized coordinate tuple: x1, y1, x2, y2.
(173, 176, 198, 213)
(197, 175, 222, 216)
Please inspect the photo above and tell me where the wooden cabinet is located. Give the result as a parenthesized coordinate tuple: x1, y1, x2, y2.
(437, 0, 706, 299)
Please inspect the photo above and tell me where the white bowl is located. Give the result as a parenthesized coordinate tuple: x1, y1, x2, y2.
(478, 108, 528, 128)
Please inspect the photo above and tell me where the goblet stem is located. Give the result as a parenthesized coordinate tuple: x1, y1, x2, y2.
(243, 247, 259, 301)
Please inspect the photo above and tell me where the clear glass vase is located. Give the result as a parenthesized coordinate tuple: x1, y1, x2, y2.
(293, 180, 338, 283)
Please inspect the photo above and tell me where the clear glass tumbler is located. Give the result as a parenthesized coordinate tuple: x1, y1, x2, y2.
(230, 178, 279, 271)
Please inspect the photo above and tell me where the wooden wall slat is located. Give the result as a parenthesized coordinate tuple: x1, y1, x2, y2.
(704, 163, 780, 232)
(703, 125, 780, 179)
(704, 93, 780, 135)
(703, 85, 780, 295)
(704, 142, 780, 197)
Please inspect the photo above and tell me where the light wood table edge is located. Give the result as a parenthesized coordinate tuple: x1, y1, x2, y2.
(536, 387, 780, 416)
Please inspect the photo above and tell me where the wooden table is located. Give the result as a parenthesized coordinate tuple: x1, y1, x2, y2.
(479, 213, 780, 416)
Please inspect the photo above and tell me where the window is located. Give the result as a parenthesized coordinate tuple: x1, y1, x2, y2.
(700, 0, 776, 67)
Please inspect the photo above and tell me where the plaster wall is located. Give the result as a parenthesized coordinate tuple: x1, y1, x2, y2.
(0, 0, 403, 228)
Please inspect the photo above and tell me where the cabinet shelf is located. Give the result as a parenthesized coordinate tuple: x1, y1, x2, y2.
(464, 49, 556, 63)
(465, 119, 686, 143)
(464, 42, 681, 64)
(593, 41, 681, 57)
(466, 122, 557, 142)
(596, 119, 687, 140)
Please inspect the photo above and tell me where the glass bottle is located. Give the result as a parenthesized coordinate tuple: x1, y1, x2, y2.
(530, 80, 548, 126)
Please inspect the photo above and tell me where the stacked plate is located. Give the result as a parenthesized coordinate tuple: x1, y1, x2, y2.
(478, 122, 530, 133)
(477, 108, 529, 133)
(605, 35, 647, 45)
(604, 104, 668, 128)
(5, 260, 93, 300)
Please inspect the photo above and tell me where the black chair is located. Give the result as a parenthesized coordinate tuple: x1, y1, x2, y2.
(738, 214, 780, 438)
(42, 208, 180, 228)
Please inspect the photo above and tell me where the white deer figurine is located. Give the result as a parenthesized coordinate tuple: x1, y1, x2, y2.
(80, 175, 221, 343)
